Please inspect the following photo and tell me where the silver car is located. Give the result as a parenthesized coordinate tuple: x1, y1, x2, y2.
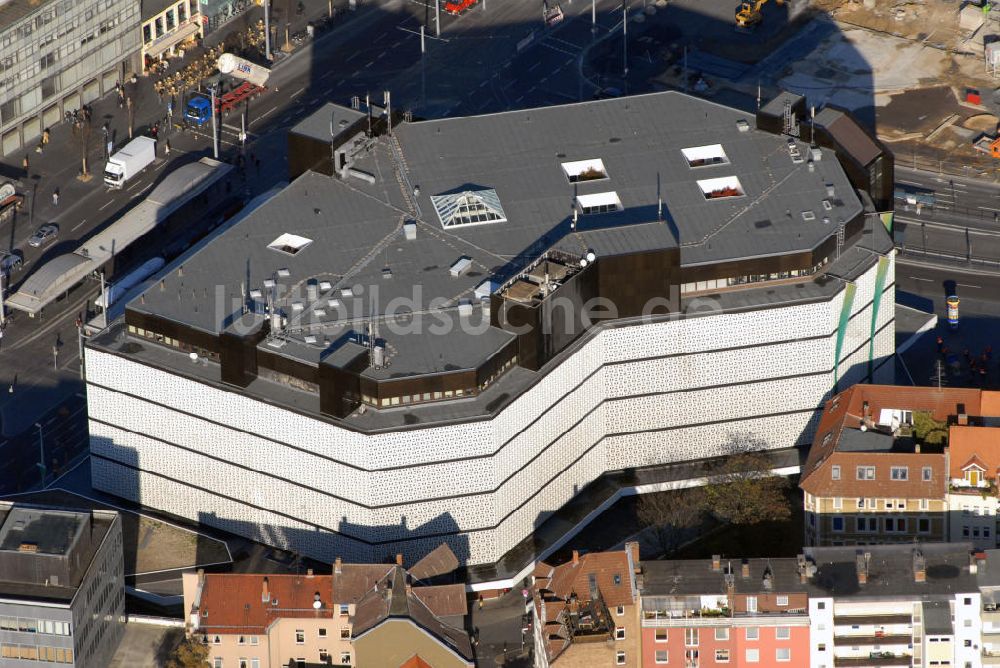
(28, 223, 58, 248)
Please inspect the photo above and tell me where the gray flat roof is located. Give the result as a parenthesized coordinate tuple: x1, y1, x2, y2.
(125, 92, 865, 383)
(0, 507, 86, 555)
(803, 543, 979, 599)
(290, 102, 367, 143)
(641, 557, 807, 598)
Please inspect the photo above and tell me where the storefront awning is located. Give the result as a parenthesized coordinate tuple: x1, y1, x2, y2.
(144, 20, 200, 58)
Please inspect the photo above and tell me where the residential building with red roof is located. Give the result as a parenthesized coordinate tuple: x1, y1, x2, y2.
(531, 543, 641, 667)
(181, 545, 472, 668)
(802, 384, 1000, 549)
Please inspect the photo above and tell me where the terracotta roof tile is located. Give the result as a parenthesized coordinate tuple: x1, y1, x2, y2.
(948, 426, 1000, 481)
(400, 657, 433, 668)
(333, 564, 394, 603)
(546, 551, 634, 609)
(198, 574, 334, 634)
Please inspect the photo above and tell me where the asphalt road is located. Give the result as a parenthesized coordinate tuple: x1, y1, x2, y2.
(895, 165, 1000, 232)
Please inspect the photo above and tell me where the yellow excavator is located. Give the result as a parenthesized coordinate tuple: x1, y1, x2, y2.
(735, 0, 783, 31)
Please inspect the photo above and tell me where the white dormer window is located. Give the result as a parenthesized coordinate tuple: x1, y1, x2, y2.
(964, 464, 986, 487)
(561, 158, 608, 182)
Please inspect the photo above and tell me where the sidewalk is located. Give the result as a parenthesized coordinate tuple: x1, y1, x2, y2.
(0, 0, 345, 237)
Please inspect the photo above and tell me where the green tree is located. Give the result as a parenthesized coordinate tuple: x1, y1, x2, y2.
(703, 447, 791, 525)
(912, 411, 948, 447)
(637, 487, 706, 556)
(166, 636, 210, 668)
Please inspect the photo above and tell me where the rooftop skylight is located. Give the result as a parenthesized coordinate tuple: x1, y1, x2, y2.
(682, 144, 729, 168)
(267, 233, 313, 256)
(430, 189, 507, 228)
(575, 191, 622, 215)
(561, 158, 608, 183)
(697, 176, 744, 200)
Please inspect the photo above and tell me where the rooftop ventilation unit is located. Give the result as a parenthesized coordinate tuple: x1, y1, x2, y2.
(403, 221, 417, 240)
(340, 287, 353, 297)
(736, 119, 750, 132)
(267, 233, 313, 256)
(430, 189, 507, 228)
(457, 300, 473, 317)
(319, 281, 332, 291)
(450, 257, 472, 277)
(249, 289, 263, 299)
(276, 268, 290, 278)
(304, 335, 317, 344)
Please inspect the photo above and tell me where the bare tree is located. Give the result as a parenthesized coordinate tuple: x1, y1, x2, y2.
(702, 439, 791, 526)
(637, 487, 706, 556)
(71, 117, 93, 181)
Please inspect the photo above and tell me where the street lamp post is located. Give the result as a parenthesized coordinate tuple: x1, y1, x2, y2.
(34, 422, 45, 487)
(210, 85, 219, 159)
(622, 1, 628, 78)
(264, 0, 272, 61)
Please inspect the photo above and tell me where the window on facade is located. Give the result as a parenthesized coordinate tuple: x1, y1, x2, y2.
(655, 650, 668, 664)
(155, 16, 164, 37)
(776, 595, 789, 606)
(746, 596, 757, 613)
(178, 2, 188, 22)
(776, 627, 790, 640)
(831, 465, 841, 480)
(716, 649, 731, 663)
(923, 466, 933, 481)
(340, 628, 350, 639)
(920, 498, 930, 511)
(714, 628, 729, 641)
(890, 466, 908, 480)
(617, 605, 625, 616)
(655, 629, 668, 642)
(833, 497, 842, 510)
(214, 658, 222, 668)
(616, 651, 626, 665)
(339, 604, 349, 616)
(239, 660, 248, 668)
(745, 627, 759, 640)
(251, 660, 259, 668)
(831, 516, 844, 532)
(685, 628, 699, 646)
(165, 8, 176, 30)
(746, 649, 760, 663)
(776, 648, 791, 662)
(857, 466, 876, 480)
(143, 23, 152, 43)
(295, 630, 304, 644)
(615, 627, 625, 640)
(38, 51, 56, 70)
(319, 651, 329, 663)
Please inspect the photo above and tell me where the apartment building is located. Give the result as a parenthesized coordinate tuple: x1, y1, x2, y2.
(531, 543, 641, 667)
(0, 502, 125, 668)
(947, 420, 1000, 550)
(805, 543, 984, 668)
(638, 555, 810, 667)
(0, 0, 141, 156)
(182, 544, 472, 668)
(86, 90, 896, 570)
(800, 385, 986, 546)
(804, 385, 1000, 549)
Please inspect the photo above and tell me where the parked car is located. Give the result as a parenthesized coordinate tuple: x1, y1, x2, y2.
(0, 249, 22, 275)
(28, 223, 58, 248)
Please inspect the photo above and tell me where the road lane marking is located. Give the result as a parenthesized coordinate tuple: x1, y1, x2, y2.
(528, 61, 541, 71)
(347, 52, 359, 62)
(99, 200, 113, 210)
(291, 86, 305, 98)
(336, 79, 346, 86)
(478, 80, 488, 88)
(958, 283, 981, 288)
(365, 60, 375, 67)
(909, 276, 933, 282)
(71, 218, 87, 232)
(352, 70, 361, 77)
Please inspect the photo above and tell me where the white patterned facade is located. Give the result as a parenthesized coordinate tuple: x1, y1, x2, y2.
(86, 253, 895, 566)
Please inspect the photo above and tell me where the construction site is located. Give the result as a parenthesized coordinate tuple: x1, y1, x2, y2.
(584, 0, 1000, 179)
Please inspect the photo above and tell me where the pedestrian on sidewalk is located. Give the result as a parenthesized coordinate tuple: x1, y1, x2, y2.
(165, 138, 170, 156)
(42, 128, 50, 146)
(22, 154, 29, 177)
(51, 190, 59, 207)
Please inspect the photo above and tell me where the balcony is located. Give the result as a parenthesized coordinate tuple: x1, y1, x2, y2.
(833, 635, 911, 647)
(834, 615, 912, 626)
(833, 654, 912, 667)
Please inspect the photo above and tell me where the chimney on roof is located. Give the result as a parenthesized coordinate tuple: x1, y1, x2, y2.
(261, 577, 270, 603)
(796, 554, 816, 583)
(862, 400, 869, 417)
(856, 551, 869, 586)
(741, 559, 750, 579)
(306, 568, 314, 578)
(724, 562, 735, 596)
(395, 553, 403, 566)
(762, 566, 773, 591)
(572, 550, 580, 566)
(913, 549, 926, 583)
(711, 555, 722, 572)
(959, 413, 969, 426)
(335, 557, 342, 575)
(972, 551, 986, 574)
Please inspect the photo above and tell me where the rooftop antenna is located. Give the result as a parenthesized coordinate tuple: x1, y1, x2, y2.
(810, 105, 816, 146)
(366, 93, 372, 137)
(756, 80, 761, 111)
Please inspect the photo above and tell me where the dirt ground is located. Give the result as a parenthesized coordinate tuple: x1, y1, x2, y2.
(8, 489, 230, 575)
